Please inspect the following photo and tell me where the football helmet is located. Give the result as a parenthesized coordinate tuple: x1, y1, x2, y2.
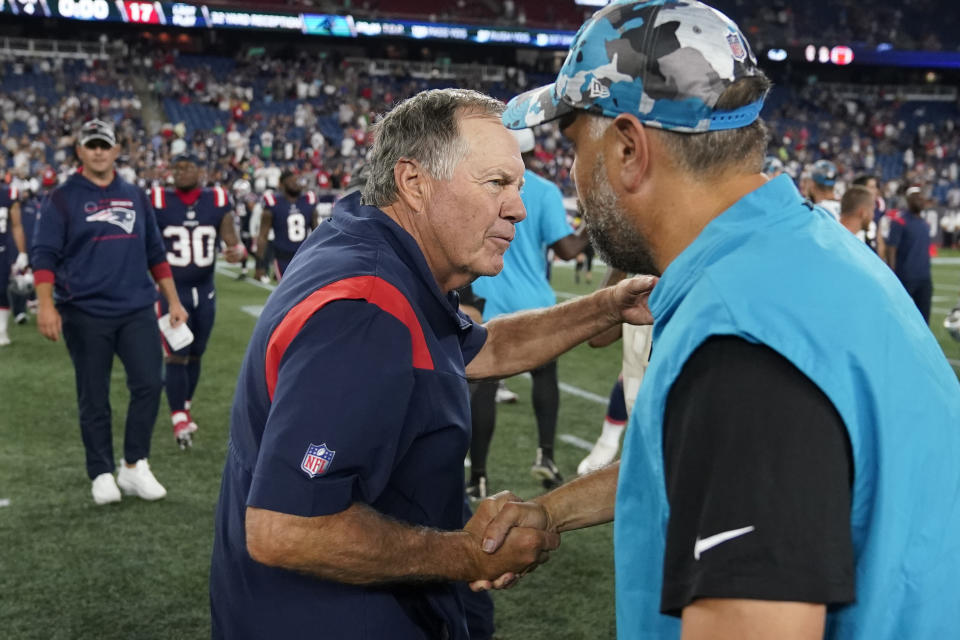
(8, 270, 34, 298)
(233, 179, 252, 198)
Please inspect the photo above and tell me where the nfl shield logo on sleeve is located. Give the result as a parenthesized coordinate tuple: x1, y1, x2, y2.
(301, 443, 336, 478)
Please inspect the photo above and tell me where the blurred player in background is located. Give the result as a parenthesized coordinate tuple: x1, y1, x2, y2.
(8, 167, 57, 325)
(882, 185, 933, 322)
(808, 159, 842, 221)
(0, 183, 28, 345)
(231, 178, 257, 280)
(853, 174, 884, 253)
(839, 185, 875, 241)
(151, 153, 245, 448)
(256, 169, 319, 280)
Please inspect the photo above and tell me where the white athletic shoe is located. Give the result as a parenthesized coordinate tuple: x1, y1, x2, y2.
(0, 333, 9, 347)
(577, 440, 620, 476)
(495, 382, 518, 404)
(116, 459, 167, 501)
(91, 472, 122, 505)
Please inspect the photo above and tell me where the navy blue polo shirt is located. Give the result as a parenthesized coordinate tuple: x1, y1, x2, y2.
(210, 192, 487, 640)
(884, 210, 931, 283)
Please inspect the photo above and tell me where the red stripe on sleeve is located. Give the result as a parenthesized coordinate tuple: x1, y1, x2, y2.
(150, 262, 173, 281)
(264, 276, 434, 401)
(34, 269, 55, 285)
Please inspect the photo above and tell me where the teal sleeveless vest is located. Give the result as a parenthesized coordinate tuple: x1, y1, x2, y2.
(614, 175, 960, 638)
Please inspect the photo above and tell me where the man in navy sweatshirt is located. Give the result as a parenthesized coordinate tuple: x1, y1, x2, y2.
(32, 119, 188, 505)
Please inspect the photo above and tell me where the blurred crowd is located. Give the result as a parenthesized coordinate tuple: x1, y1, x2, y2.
(715, 0, 960, 51)
(2, 46, 960, 220)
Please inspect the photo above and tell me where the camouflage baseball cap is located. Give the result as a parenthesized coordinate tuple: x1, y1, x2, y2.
(503, 0, 764, 133)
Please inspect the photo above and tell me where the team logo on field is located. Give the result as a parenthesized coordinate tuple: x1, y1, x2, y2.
(85, 201, 137, 234)
(301, 443, 335, 478)
(727, 32, 747, 62)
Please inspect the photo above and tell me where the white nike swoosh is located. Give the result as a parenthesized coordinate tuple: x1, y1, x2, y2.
(694, 525, 755, 560)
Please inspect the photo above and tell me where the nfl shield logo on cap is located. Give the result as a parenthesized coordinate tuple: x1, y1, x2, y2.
(301, 443, 336, 478)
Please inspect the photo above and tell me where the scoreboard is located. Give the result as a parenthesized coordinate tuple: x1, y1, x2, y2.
(118, 1, 165, 24)
(0, 0, 577, 48)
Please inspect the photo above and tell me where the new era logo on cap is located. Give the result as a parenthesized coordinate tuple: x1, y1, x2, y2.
(79, 119, 117, 147)
(588, 78, 610, 99)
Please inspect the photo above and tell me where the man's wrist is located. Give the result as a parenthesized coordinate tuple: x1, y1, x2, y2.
(440, 530, 484, 582)
(531, 495, 559, 534)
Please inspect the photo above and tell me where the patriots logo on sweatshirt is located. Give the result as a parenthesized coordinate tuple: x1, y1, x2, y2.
(85, 200, 137, 234)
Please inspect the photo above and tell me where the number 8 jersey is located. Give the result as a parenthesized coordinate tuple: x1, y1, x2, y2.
(262, 190, 318, 255)
(151, 186, 232, 288)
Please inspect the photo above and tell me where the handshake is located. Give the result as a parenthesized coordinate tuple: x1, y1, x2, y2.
(461, 491, 559, 592)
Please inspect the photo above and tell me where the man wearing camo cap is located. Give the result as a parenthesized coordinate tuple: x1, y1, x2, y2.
(477, 1, 960, 637)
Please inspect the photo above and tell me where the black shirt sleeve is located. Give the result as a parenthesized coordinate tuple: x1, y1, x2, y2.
(660, 336, 855, 616)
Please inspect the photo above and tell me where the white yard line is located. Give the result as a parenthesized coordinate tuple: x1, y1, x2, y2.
(558, 434, 595, 452)
(240, 305, 265, 318)
(215, 263, 276, 292)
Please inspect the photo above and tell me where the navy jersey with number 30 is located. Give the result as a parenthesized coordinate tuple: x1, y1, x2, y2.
(263, 190, 317, 254)
(152, 186, 232, 288)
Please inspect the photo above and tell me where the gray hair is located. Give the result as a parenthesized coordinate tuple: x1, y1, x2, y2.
(585, 75, 772, 177)
(361, 89, 505, 208)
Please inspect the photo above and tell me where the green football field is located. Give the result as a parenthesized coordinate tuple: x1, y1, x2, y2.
(2, 255, 959, 640)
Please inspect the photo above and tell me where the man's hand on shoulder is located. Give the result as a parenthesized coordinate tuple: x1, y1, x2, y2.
(608, 275, 657, 327)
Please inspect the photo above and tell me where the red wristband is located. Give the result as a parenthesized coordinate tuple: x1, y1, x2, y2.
(34, 269, 56, 285)
(150, 262, 173, 281)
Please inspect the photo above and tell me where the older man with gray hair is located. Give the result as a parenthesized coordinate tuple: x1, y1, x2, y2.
(209, 88, 656, 639)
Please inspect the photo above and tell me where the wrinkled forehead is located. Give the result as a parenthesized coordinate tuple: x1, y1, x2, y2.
(457, 115, 524, 176)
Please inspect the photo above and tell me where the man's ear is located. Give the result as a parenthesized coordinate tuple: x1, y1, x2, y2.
(610, 114, 650, 193)
(393, 158, 428, 213)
